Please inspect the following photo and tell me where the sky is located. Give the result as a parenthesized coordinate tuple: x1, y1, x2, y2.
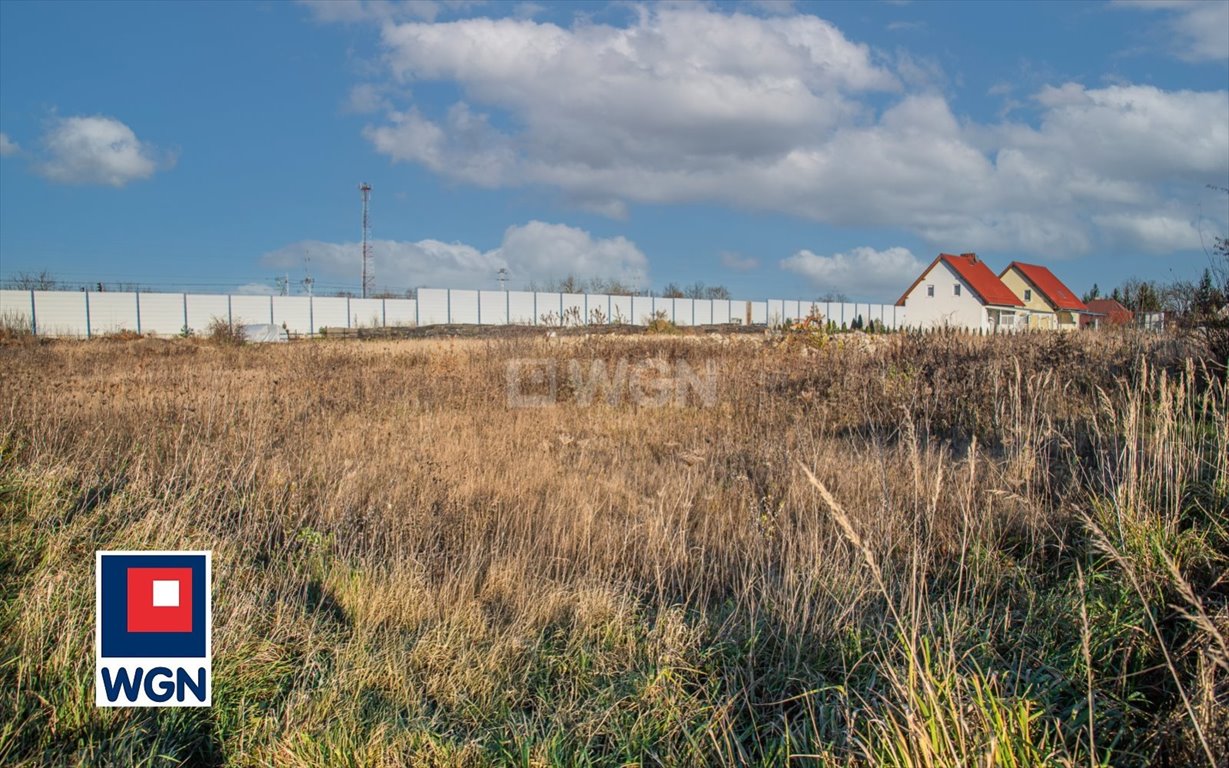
(0, 0, 1227, 302)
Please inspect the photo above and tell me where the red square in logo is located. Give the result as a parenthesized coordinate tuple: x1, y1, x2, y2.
(127, 567, 193, 633)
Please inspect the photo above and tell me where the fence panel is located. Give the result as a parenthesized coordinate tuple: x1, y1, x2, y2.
(417, 288, 449, 325)
(668, 298, 689, 325)
(585, 293, 611, 324)
(230, 295, 272, 326)
(349, 298, 383, 328)
(140, 293, 188, 335)
(82, 292, 137, 334)
(34, 291, 89, 336)
(272, 297, 312, 333)
(631, 296, 655, 325)
(557, 293, 583, 325)
(766, 299, 785, 327)
(694, 299, 713, 325)
(531, 292, 560, 324)
(748, 301, 767, 325)
(0, 290, 33, 329)
(449, 290, 479, 324)
(508, 291, 536, 324)
(35, 292, 89, 336)
(610, 295, 633, 324)
(185, 294, 228, 333)
(6, 289, 915, 336)
(312, 297, 348, 330)
(479, 291, 508, 325)
(787, 300, 804, 323)
(384, 298, 417, 326)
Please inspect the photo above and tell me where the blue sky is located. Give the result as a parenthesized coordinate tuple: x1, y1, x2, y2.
(1, 0, 1226, 301)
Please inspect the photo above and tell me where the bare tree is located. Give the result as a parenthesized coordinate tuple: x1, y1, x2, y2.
(660, 282, 685, 298)
(8, 270, 58, 290)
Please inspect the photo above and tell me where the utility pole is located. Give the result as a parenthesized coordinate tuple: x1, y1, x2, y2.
(359, 183, 373, 299)
(497, 267, 509, 291)
(302, 251, 314, 296)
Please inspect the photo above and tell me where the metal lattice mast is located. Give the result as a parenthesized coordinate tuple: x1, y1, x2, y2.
(359, 183, 372, 298)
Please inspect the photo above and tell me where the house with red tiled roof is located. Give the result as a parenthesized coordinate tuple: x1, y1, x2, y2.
(895, 253, 1027, 331)
(998, 262, 1089, 331)
(1083, 298, 1134, 328)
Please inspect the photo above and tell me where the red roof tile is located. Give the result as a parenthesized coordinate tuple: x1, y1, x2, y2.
(1086, 298, 1133, 324)
(1001, 262, 1088, 311)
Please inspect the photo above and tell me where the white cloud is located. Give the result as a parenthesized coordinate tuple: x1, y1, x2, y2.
(780, 246, 925, 300)
(299, 0, 484, 24)
(344, 83, 392, 113)
(721, 251, 760, 271)
(37, 115, 172, 187)
(740, 0, 797, 15)
(237, 282, 276, 295)
(370, 6, 897, 192)
(261, 220, 649, 290)
(1092, 212, 1205, 253)
(0, 133, 18, 156)
(331, 5, 1227, 257)
(1115, 0, 1229, 62)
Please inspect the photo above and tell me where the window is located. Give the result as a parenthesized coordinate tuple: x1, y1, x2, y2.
(954, 284, 961, 296)
(1024, 289, 1032, 301)
(926, 285, 934, 297)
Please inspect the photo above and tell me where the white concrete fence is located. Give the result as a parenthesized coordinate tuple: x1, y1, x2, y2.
(0, 288, 908, 338)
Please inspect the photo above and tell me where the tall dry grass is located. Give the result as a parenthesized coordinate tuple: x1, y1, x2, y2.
(0, 329, 1225, 766)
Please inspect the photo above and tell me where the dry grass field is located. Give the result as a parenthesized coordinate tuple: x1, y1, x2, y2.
(0, 329, 1226, 766)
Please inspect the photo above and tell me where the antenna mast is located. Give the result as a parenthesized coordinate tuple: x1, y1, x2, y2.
(359, 183, 373, 298)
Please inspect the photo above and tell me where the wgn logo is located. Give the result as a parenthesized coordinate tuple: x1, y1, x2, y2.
(95, 551, 211, 707)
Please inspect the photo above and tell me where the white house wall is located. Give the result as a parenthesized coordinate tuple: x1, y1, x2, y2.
(899, 260, 991, 330)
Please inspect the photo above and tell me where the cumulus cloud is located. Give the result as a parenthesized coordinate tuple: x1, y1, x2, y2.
(262, 221, 649, 290)
(37, 115, 172, 187)
(1092, 212, 1206, 253)
(1116, 0, 1229, 62)
(780, 246, 925, 300)
(335, 5, 1226, 257)
(0, 133, 19, 157)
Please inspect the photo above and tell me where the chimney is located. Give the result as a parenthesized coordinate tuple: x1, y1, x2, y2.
(960, 252, 977, 262)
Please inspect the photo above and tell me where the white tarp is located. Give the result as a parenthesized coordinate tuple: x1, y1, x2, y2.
(241, 324, 288, 343)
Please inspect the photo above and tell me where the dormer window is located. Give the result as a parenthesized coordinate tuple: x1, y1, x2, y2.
(926, 285, 934, 297)
(1024, 289, 1032, 301)
(954, 284, 961, 296)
